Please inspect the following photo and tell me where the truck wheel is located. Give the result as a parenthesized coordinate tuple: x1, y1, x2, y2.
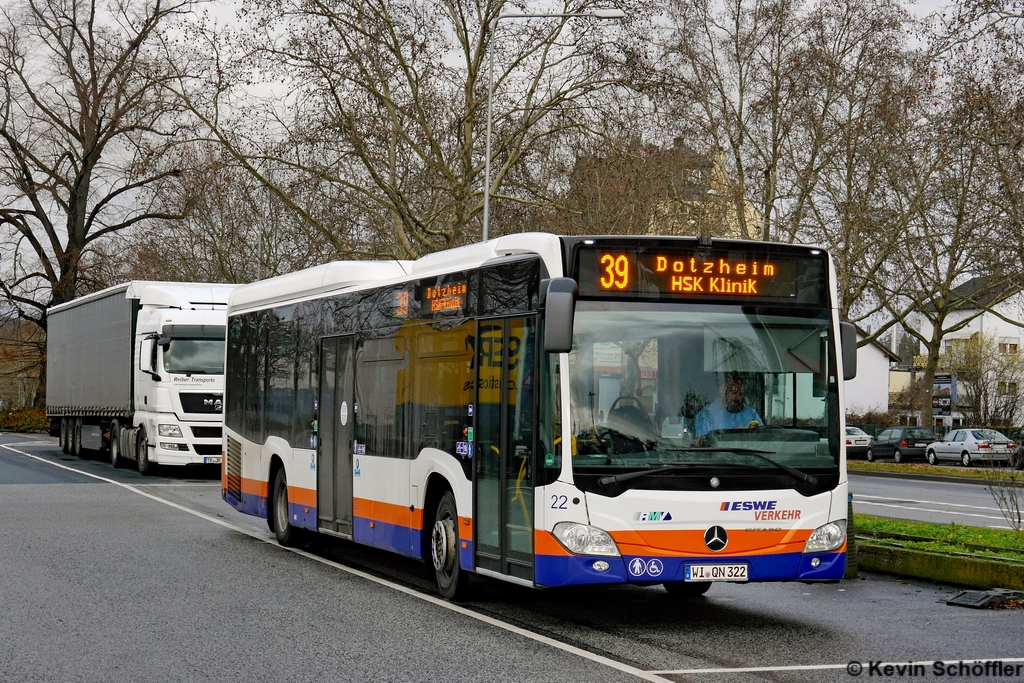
(136, 429, 153, 476)
(59, 418, 69, 454)
(109, 420, 125, 468)
(72, 418, 83, 458)
(271, 467, 300, 547)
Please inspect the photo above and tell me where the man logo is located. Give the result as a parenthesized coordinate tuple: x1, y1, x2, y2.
(628, 558, 647, 577)
(704, 526, 728, 552)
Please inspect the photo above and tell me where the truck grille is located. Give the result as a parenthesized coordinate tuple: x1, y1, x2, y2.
(180, 393, 223, 414)
(225, 436, 242, 503)
(191, 425, 222, 439)
(194, 443, 222, 456)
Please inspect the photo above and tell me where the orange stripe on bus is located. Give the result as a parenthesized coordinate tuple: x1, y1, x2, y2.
(610, 528, 812, 556)
(534, 530, 573, 556)
(353, 497, 424, 529)
(459, 516, 473, 540)
(240, 477, 269, 498)
(288, 485, 317, 507)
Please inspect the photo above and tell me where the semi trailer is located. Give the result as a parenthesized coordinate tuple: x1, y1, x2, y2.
(46, 281, 235, 474)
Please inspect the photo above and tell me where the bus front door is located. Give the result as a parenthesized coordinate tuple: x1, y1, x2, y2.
(474, 317, 536, 584)
(318, 335, 356, 537)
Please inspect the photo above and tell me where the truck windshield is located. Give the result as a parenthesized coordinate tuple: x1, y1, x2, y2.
(568, 301, 839, 494)
(163, 339, 226, 375)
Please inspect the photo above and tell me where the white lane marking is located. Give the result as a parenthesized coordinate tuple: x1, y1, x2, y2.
(137, 483, 221, 487)
(854, 500, 1009, 522)
(652, 658, 1024, 675)
(0, 444, 671, 683)
(855, 493, 1002, 513)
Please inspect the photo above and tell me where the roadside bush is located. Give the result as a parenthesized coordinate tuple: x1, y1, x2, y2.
(0, 408, 48, 432)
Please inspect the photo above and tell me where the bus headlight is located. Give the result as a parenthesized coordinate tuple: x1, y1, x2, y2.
(803, 519, 847, 553)
(552, 522, 620, 557)
(158, 424, 183, 438)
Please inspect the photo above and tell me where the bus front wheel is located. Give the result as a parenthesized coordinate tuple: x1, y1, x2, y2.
(431, 491, 469, 600)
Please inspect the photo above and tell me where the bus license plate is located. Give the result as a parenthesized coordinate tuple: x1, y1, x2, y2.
(204, 457, 221, 464)
(685, 564, 748, 581)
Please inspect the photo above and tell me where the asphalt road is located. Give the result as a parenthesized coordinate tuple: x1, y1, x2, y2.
(850, 473, 1017, 529)
(2, 433, 1022, 683)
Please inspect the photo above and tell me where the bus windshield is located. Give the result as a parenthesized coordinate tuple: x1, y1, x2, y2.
(568, 301, 839, 494)
(163, 339, 226, 375)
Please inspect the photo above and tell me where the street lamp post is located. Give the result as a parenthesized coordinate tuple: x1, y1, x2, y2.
(481, 8, 625, 243)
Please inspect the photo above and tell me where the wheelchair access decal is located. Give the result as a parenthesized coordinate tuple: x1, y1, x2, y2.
(627, 558, 664, 578)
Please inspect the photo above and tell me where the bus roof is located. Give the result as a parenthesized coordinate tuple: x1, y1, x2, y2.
(228, 232, 567, 314)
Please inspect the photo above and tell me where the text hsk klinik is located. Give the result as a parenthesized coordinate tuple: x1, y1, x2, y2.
(655, 256, 776, 294)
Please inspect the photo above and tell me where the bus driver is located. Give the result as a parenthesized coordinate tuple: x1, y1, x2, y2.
(695, 373, 763, 437)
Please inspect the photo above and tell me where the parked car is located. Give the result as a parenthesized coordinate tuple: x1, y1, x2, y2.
(845, 426, 871, 459)
(925, 428, 1016, 467)
(866, 427, 936, 463)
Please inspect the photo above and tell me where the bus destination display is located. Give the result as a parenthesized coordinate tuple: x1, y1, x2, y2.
(576, 247, 806, 301)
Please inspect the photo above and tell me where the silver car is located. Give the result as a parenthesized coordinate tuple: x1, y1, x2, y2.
(925, 428, 1017, 467)
(845, 426, 871, 459)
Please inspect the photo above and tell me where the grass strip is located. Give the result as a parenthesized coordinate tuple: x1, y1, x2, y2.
(854, 514, 1024, 562)
(848, 460, 998, 480)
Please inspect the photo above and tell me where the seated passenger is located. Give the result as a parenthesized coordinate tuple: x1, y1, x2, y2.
(695, 373, 763, 437)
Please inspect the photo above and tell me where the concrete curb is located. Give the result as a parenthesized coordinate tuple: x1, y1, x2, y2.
(856, 542, 1024, 591)
(849, 468, 1024, 487)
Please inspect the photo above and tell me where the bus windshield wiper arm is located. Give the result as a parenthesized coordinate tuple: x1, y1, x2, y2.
(665, 447, 818, 485)
(598, 463, 699, 486)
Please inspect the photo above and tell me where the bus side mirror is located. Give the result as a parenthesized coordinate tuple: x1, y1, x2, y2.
(840, 322, 857, 380)
(544, 278, 577, 354)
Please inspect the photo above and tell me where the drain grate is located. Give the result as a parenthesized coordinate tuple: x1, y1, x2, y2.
(947, 588, 1024, 608)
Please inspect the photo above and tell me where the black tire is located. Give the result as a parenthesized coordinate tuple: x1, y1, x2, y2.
(271, 466, 300, 547)
(927, 449, 938, 466)
(865, 448, 875, 463)
(431, 491, 470, 600)
(110, 420, 125, 468)
(961, 451, 972, 467)
(664, 581, 712, 597)
(137, 429, 153, 476)
(72, 418, 83, 458)
(893, 448, 904, 464)
(59, 418, 70, 454)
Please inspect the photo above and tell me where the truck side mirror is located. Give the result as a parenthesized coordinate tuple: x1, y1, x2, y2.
(543, 278, 577, 354)
(840, 322, 857, 381)
(139, 338, 161, 382)
(157, 335, 171, 349)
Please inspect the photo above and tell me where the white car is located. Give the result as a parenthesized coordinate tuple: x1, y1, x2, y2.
(845, 426, 871, 459)
(925, 428, 1016, 467)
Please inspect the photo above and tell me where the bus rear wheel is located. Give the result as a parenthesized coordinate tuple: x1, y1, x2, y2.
(272, 467, 300, 547)
(664, 581, 712, 597)
(431, 491, 469, 600)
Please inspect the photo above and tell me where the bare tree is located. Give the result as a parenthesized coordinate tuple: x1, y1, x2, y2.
(162, 0, 639, 259)
(0, 0, 199, 407)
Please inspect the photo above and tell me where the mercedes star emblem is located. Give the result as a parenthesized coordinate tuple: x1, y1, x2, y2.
(704, 525, 728, 552)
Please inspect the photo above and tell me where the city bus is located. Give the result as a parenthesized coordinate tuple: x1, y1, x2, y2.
(222, 233, 857, 599)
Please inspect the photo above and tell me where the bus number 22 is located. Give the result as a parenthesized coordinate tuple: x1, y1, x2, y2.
(550, 495, 568, 509)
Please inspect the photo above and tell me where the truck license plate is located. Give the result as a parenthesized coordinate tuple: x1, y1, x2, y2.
(685, 564, 748, 581)
(204, 457, 222, 465)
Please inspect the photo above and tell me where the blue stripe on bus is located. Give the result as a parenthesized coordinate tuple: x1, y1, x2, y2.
(226, 489, 268, 519)
(353, 515, 423, 559)
(535, 551, 846, 587)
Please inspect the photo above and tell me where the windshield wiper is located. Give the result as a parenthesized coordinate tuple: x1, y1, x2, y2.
(665, 447, 818, 485)
(598, 463, 701, 486)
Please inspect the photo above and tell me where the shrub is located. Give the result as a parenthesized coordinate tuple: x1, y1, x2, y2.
(0, 408, 49, 432)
